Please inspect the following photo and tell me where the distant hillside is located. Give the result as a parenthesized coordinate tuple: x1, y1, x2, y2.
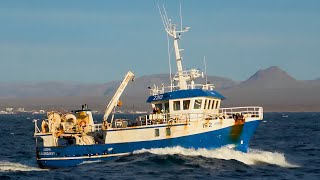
(0, 74, 237, 111)
(0, 82, 108, 97)
(221, 66, 320, 112)
(1, 67, 320, 112)
(240, 66, 299, 88)
(0, 74, 237, 98)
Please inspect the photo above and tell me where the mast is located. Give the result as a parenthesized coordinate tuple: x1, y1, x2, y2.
(158, 4, 190, 90)
(172, 26, 187, 89)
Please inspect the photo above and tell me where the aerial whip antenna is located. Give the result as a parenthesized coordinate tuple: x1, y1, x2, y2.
(158, 3, 173, 90)
(180, 2, 183, 31)
(167, 29, 173, 91)
(204, 56, 208, 84)
(157, 3, 167, 31)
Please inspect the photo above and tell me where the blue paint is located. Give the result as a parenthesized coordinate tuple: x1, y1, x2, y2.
(146, 89, 226, 103)
(37, 120, 260, 168)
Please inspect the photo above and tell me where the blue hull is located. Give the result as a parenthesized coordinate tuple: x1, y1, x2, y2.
(37, 120, 260, 168)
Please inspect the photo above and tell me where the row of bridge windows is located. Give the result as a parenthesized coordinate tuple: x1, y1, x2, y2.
(153, 98, 221, 113)
(173, 98, 220, 111)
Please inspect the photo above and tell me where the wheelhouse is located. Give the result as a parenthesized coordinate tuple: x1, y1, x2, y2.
(146, 89, 225, 115)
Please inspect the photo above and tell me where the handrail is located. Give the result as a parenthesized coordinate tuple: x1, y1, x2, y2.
(149, 83, 215, 95)
(34, 106, 263, 135)
(219, 106, 263, 119)
(33, 119, 41, 135)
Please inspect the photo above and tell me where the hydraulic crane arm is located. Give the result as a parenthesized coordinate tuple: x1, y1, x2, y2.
(103, 71, 135, 126)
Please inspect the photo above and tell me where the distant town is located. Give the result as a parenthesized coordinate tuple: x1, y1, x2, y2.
(0, 107, 46, 115)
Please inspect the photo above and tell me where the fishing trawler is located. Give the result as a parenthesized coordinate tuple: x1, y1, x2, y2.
(33, 7, 263, 168)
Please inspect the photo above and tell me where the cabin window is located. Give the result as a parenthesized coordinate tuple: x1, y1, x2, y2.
(173, 101, 181, 111)
(155, 104, 163, 111)
(155, 129, 160, 137)
(164, 102, 169, 113)
(194, 99, 202, 109)
(215, 100, 220, 109)
(183, 100, 190, 110)
(204, 99, 207, 109)
(166, 128, 171, 136)
(208, 100, 212, 109)
(212, 100, 216, 109)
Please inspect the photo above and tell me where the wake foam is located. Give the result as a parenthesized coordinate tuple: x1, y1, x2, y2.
(133, 146, 299, 168)
(79, 160, 101, 166)
(0, 161, 45, 172)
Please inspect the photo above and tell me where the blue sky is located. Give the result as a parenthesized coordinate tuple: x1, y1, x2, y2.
(0, 0, 319, 83)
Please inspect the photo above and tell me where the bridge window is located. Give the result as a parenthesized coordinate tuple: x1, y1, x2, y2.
(194, 99, 202, 109)
(183, 100, 190, 110)
(204, 99, 207, 109)
(164, 102, 169, 113)
(208, 100, 212, 109)
(173, 101, 181, 111)
(212, 100, 216, 109)
(155, 129, 160, 137)
(215, 100, 220, 109)
(155, 104, 163, 111)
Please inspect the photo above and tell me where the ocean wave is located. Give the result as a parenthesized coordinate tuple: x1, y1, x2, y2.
(0, 161, 45, 172)
(133, 146, 299, 168)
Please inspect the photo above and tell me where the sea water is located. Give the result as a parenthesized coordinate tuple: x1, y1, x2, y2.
(0, 113, 319, 179)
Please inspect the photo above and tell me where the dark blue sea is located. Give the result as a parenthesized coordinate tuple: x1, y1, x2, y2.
(0, 113, 319, 179)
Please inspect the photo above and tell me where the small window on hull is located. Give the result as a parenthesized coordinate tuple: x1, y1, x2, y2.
(155, 129, 160, 137)
(166, 128, 171, 136)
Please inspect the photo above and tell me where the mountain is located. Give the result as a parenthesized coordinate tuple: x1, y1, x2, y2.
(1, 67, 320, 112)
(0, 75, 237, 98)
(221, 66, 320, 111)
(304, 78, 320, 86)
(237, 66, 299, 88)
(0, 74, 237, 111)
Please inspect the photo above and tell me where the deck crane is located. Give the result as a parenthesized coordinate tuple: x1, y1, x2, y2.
(103, 71, 135, 128)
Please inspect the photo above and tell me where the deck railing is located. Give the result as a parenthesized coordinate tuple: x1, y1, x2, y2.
(219, 106, 263, 119)
(149, 83, 215, 95)
(34, 106, 263, 135)
(90, 124, 103, 132)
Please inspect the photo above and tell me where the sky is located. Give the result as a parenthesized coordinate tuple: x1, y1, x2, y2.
(0, 0, 319, 83)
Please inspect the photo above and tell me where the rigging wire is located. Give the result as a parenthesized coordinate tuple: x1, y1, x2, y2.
(167, 30, 173, 91)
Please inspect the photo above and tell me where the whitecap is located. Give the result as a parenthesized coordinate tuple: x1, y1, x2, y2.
(0, 161, 46, 172)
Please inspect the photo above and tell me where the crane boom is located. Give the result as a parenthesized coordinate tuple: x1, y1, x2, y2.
(103, 71, 135, 125)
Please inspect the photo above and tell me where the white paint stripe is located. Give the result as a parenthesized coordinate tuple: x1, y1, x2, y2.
(37, 152, 130, 161)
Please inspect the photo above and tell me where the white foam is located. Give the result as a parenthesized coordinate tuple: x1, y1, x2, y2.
(133, 146, 299, 168)
(79, 160, 101, 166)
(0, 161, 46, 172)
